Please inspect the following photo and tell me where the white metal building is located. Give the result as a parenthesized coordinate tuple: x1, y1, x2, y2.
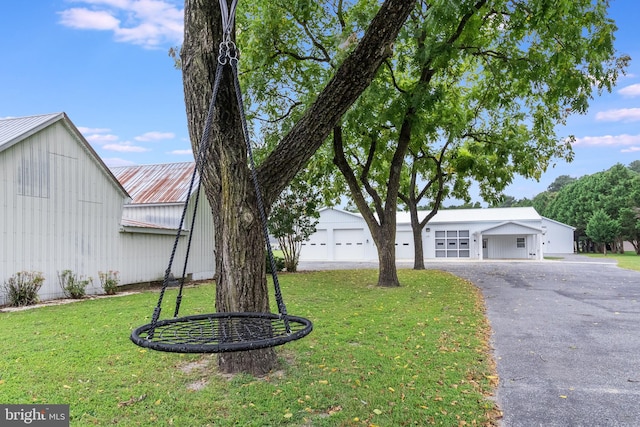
(0, 113, 214, 303)
(111, 162, 215, 283)
(300, 207, 575, 262)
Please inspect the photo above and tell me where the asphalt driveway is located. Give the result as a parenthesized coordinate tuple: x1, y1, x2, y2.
(437, 256, 640, 427)
(299, 256, 640, 426)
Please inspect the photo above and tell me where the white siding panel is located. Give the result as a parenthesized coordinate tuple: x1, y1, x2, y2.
(482, 222, 540, 235)
(118, 187, 215, 284)
(1, 119, 215, 305)
(185, 187, 215, 280)
(486, 236, 528, 259)
(542, 218, 575, 254)
(319, 208, 363, 225)
(1, 122, 126, 303)
(122, 204, 184, 228)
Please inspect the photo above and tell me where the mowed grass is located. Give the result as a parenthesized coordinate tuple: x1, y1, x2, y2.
(585, 251, 640, 272)
(0, 269, 498, 426)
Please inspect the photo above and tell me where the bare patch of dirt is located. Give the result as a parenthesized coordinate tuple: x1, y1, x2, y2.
(177, 356, 216, 392)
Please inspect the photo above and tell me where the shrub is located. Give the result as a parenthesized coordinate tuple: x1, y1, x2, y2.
(2, 271, 44, 307)
(98, 271, 120, 295)
(58, 270, 92, 299)
(266, 253, 285, 273)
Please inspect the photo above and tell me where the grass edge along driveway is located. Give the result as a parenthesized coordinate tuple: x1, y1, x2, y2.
(0, 269, 499, 426)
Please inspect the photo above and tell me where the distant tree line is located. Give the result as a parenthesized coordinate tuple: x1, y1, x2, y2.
(490, 161, 640, 255)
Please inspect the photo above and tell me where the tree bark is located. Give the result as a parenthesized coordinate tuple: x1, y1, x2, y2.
(411, 210, 425, 270)
(182, 0, 416, 373)
(400, 162, 445, 270)
(332, 125, 410, 287)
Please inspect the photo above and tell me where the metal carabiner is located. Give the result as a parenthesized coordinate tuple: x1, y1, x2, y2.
(218, 41, 228, 65)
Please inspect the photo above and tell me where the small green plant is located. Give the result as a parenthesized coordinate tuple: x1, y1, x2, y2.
(2, 271, 44, 306)
(98, 270, 120, 295)
(265, 252, 285, 273)
(58, 270, 92, 299)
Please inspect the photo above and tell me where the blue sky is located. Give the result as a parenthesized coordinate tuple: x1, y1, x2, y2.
(1, 0, 639, 201)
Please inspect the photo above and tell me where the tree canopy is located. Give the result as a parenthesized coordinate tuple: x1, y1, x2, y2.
(543, 164, 640, 253)
(181, 0, 629, 372)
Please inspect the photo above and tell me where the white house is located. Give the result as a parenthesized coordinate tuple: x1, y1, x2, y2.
(0, 113, 214, 303)
(300, 207, 575, 262)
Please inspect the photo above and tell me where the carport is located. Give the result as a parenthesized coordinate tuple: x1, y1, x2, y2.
(476, 221, 543, 260)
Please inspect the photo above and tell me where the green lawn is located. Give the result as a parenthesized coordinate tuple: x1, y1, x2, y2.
(584, 251, 640, 272)
(0, 270, 498, 426)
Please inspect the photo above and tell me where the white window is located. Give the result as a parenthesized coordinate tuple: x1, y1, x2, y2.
(516, 237, 525, 248)
(17, 148, 50, 198)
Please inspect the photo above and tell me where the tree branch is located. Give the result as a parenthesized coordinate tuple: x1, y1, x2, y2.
(384, 59, 408, 94)
(258, 0, 418, 206)
(273, 39, 330, 63)
(358, 134, 386, 219)
(333, 126, 383, 231)
(294, 16, 333, 65)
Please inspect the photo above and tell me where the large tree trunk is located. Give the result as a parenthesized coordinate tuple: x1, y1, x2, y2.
(374, 224, 401, 287)
(411, 212, 425, 270)
(183, 0, 276, 375)
(333, 125, 410, 287)
(182, 0, 416, 374)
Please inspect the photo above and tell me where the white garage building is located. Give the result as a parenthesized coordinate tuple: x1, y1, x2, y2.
(300, 207, 575, 262)
(0, 113, 215, 303)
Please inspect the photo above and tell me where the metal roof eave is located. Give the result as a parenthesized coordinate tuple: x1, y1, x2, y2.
(477, 221, 543, 235)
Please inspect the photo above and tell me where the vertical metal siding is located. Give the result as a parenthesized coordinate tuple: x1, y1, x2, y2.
(1, 123, 215, 305)
(487, 236, 528, 259)
(121, 204, 183, 228)
(1, 122, 127, 302)
(117, 187, 215, 284)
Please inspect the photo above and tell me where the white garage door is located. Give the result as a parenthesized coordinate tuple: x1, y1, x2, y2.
(300, 229, 328, 260)
(334, 229, 365, 260)
(395, 231, 414, 260)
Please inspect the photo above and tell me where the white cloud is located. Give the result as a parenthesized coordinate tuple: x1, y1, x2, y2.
(103, 141, 150, 152)
(619, 83, 640, 97)
(168, 149, 193, 155)
(58, 8, 120, 30)
(78, 126, 119, 144)
(134, 131, 175, 142)
(77, 0, 133, 8)
(85, 133, 119, 143)
(77, 126, 111, 134)
(595, 108, 640, 122)
(104, 157, 138, 167)
(574, 134, 640, 147)
(58, 0, 183, 49)
(621, 146, 640, 153)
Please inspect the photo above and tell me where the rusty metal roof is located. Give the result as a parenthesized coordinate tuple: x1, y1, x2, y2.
(111, 162, 198, 204)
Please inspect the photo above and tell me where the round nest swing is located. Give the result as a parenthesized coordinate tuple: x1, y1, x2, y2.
(131, 312, 313, 353)
(129, 0, 312, 354)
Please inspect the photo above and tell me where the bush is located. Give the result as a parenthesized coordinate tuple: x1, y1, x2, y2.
(58, 270, 92, 299)
(266, 253, 285, 273)
(98, 271, 120, 295)
(2, 271, 44, 307)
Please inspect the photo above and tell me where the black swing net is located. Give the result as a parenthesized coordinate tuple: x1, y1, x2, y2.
(130, 0, 312, 354)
